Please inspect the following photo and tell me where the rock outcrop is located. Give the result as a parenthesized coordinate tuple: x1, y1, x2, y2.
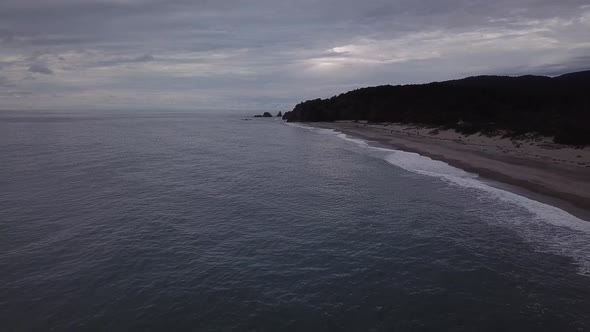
(254, 112, 273, 118)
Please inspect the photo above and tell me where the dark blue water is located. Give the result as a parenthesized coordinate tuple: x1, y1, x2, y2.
(1, 110, 590, 331)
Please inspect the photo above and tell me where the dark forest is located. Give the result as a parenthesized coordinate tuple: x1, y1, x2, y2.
(283, 71, 590, 145)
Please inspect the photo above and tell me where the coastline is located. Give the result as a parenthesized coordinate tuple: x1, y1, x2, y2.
(307, 121, 590, 220)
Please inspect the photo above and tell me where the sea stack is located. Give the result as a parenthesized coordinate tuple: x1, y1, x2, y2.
(254, 112, 273, 118)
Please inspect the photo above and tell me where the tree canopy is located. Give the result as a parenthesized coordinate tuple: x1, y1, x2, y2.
(283, 71, 590, 145)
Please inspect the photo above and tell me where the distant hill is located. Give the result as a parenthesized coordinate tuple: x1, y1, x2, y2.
(282, 70, 590, 145)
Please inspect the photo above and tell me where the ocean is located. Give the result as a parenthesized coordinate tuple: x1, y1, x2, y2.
(1, 110, 589, 331)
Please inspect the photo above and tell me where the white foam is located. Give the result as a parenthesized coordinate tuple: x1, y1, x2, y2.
(336, 133, 369, 148)
(378, 147, 590, 231)
(288, 123, 590, 275)
(382, 150, 478, 180)
(284, 122, 337, 136)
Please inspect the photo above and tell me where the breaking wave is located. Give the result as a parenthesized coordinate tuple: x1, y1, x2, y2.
(287, 122, 590, 275)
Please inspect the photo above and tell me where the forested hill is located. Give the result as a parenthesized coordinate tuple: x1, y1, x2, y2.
(282, 71, 590, 145)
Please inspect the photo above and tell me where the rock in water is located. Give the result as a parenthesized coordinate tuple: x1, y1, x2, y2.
(253, 112, 274, 118)
(276, 111, 283, 117)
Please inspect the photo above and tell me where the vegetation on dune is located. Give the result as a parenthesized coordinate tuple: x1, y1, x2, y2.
(282, 71, 590, 145)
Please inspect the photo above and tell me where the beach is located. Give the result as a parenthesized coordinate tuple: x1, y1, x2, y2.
(310, 121, 590, 217)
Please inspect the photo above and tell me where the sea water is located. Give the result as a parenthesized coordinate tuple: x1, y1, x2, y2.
(1, 110, 589, 331)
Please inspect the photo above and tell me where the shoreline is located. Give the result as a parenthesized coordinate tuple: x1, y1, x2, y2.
(307, 121, 590, 221)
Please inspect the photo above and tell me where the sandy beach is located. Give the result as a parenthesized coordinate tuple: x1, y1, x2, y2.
(310, 121, 590, 217)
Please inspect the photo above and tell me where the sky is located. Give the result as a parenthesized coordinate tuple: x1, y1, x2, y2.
(1, 0, 589, 111)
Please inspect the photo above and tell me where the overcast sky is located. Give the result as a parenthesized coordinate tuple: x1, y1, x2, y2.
(1, 0, 589, 110)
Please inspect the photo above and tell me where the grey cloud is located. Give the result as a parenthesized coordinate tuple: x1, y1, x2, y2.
(1, 0, 589, 110)
(132, 54, 154, 62)
(0, 76, 30, 100)
(28, 64, 54, 75)
(0, 77, 16, 87)
(0, 90, 33, 97)
(0, 29, 15, 44)
(497, 53, 590, 77)
(94, 54, 155, 67)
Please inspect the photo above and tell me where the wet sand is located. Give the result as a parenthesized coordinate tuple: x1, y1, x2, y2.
(310, 121, 590, 219)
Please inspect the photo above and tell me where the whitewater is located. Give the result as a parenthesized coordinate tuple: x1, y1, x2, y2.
(287, 122, 590, 275)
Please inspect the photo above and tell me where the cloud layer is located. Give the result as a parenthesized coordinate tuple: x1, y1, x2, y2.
(1, 0, 589, 110)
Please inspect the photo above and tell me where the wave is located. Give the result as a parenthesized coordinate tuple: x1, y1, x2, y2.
(286, 122, 590, 275)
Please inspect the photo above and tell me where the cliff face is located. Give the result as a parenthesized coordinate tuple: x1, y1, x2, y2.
(282, 71, 590, 145)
